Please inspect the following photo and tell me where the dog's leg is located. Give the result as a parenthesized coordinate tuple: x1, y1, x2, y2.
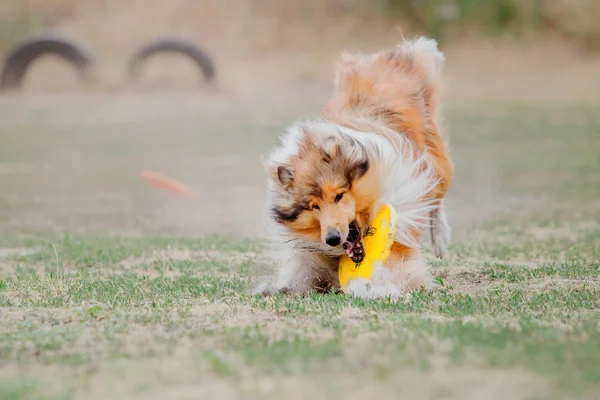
(254, 250, 337, 296)
(270, 260, 315, 295)
(386, 243, 435, 291)
(430, 200, 451, 259)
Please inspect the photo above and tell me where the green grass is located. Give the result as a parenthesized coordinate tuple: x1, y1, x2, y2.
(1, 233, 599, 398)
(1, 101, 599, 399)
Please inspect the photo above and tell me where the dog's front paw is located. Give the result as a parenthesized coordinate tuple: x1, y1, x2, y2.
(430, 204, 451, 259)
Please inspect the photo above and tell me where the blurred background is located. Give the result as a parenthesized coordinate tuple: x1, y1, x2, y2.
(1, 0, 599, 239)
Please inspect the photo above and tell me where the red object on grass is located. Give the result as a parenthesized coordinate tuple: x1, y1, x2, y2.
(140, 169, 196, 197)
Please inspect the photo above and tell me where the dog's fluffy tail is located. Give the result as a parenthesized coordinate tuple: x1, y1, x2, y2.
(395, 36, 445, 117)
(326, 37, 445, 117)
(395, 36, 445, 91)
(332, 36, 444, 89)
(326, 36, 446, 141)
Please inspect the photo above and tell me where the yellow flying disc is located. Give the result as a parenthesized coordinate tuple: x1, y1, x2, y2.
(338, 204, 397, 292)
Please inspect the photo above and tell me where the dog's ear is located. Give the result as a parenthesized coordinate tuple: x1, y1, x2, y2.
(277, 166, 294, 188)
(322, 136, 342, 161)
(269, 165, 294, 189)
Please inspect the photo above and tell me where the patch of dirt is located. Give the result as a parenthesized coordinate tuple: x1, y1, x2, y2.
(444, 270, 492, 294)
(434, 258, 600, 295)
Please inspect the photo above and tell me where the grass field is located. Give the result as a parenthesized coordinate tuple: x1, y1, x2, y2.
(0, 91, 599, 399)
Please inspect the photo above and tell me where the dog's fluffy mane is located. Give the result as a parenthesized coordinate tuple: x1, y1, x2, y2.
(264, 118, 439, 250)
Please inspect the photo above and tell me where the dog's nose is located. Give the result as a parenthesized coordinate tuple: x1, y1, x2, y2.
(325, 229, 342, 247)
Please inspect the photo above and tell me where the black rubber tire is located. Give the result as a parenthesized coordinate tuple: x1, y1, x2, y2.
(1, 33, 95, 90)
(128, 37, 216, 83)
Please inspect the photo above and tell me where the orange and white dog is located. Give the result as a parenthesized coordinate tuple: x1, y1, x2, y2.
(257, 36, 453, 296)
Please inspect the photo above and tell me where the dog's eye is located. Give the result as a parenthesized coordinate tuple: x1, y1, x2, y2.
(335, 193, 344, 203)
(312, 204, 320, 210)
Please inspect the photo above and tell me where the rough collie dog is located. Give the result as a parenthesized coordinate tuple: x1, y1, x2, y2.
(256, 37, 453, 296)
